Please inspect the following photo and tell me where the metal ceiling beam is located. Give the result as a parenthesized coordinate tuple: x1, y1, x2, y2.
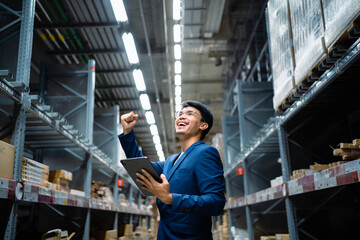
(35, 22, 128, 30)
(95, 84, 135, 90)
(48, 48, 124, 56)
(96, 68, 135, 74)
(138, 0, 169, 157)
(95, 97, 139, 103)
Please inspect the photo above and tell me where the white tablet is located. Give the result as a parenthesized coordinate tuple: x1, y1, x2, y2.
(120, 156, 162, 196)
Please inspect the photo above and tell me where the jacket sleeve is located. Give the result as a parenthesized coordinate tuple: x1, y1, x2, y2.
(170, 146, 226, 216)
(118, 130, 143, 158)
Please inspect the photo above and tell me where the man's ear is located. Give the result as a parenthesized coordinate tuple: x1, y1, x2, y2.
(199, 122, 208, 131)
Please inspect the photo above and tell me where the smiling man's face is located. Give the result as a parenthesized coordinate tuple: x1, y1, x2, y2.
(175, 107, 206, 139)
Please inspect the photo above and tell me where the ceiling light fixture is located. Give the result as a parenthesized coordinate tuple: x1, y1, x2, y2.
(174, 60, 181, 74)
(132, 69, 146, 91)
(155, 143, 163, 152)
(173, 0, 181, 21)
(122, 32, 139, 64)
(174, 75, 181, 86)
(175, 95, 182, 105)
(173, 24, 181, 43)
(150, 124, 159, 135)
(175, 86, 182, 96)
(175, 104, 182, 112)
(153, 135, 161, 144)
(145, 111, 155, 125)
(110, 0, 128, 22)
(140, 94, 151, 110)
(174, 44, 182, 60)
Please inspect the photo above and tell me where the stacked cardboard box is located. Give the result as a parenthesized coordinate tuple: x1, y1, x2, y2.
(94, 230, 117, 240)
(0, 140, 15, 179)
(276, 233, 290, 240)
(268, 0, 296, 110)
(219, 211, 230, 240)
(121, 224, 133, 240)
(49, 169, 72, 192)
(261, 236, 276, 240)
(22, 157, 49, 186)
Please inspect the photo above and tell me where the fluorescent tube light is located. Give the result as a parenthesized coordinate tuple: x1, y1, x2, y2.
(175, 104, 182, 112)
(175, 86, 181, 96)
(145, 111, 155, 124)
(174, 44, 182, 60)
(175, 96, 181, 105)
(140, 94, 151, 110)
(132, 69, 146, 91)
(150, 124, 158, 135)
(122, 32, 139, 64)
(155, 143, 162, 152)
(173, 0, 181, 21)
(173, 24, 181, 43)
(174, 75, 181, 86)
(153, 135, 161, 144)
(110, 0, 128, 22)
(159, 155, 165, 161)
(174, 60, 181, 74)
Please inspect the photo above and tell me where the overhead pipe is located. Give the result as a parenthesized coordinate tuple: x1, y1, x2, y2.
(138, 0, 169, 157)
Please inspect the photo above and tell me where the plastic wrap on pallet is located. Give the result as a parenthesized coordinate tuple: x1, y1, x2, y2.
(289, 0, 326, 85)
(268, 0, 295, 110)
(322, 0, 360, 49)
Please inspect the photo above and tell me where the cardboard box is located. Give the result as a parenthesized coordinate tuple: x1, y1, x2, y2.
(276, 233, 290, 240)
(95, 230, 117, 240)
(50, 170, 72, 181)
(0, 140, 15, 179)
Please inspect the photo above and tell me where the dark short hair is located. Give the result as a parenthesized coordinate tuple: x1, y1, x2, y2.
(181, 100, 213, 140)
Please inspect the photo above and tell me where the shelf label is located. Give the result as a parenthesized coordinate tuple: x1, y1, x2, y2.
(315, 177, 337, 190)
(0, 189, 8, 199)
(54, 197, 64, 205)
(39, 187, 52, 197)
(0, 178, 9, 189)
(289, 185, 304, 195)
(24, 192, 38, 202)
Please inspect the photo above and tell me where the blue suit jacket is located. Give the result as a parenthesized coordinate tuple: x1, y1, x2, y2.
(118, 131, 225, 240)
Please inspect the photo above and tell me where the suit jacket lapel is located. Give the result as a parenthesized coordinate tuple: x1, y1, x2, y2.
(167, 141, 203, 181)
(164, 153, 179, 176)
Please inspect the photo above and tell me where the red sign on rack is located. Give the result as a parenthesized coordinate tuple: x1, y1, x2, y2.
(236, 167, 244, 176)
(117, 179, 124, 187)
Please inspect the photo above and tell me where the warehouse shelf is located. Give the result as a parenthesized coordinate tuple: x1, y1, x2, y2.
(225, 117, 278, 177)
(0, 1, 152, 239)
(0, 78, 22, 104)
(278, 38, 360, 125)
(227, 158, 360, 210)
(24, 94, 135, 187)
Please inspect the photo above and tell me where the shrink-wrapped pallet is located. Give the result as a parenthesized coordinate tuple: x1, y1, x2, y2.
(322, 0, 360, 49)
(268, 0, 295, 110)
(289, 0, 326, 85)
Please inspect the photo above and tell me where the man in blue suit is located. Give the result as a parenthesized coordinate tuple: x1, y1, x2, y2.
(118, 100, 225, 240)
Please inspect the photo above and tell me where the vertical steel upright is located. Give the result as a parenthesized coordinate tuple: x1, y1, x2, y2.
(113, 105, 120, 230)
(236, 81, 254, 240)
(278, 125, 299, 240)
(82, 60, 95, 240)
(5, 0, 36, 239)
(221, 115, 234, 240)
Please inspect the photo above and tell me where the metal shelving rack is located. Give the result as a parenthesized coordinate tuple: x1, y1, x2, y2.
(223, 1, 360, 239)
(0, 1, 152, 239)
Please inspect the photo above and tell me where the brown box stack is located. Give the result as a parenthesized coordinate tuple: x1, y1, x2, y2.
(49, 169, 72, 192)
(0, 140, 15, 179)
(276, 233, 290, 240)
(22, 157, 49, 186)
